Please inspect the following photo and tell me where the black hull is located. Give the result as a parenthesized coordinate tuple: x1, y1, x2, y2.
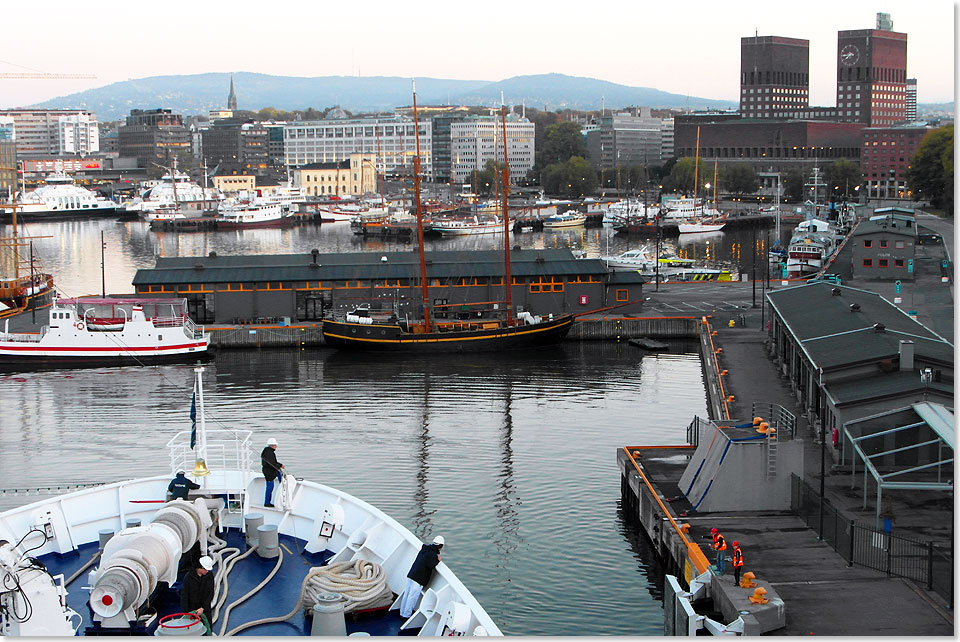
(322, 315, 575, 352)
(0, 349, 213, 371)
(0, 208, 119, 223)
(0, 288, 55, 320)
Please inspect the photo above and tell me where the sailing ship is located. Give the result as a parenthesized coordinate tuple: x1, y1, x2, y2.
(322, 85, 574, 352)
(0, 203, 55, 318)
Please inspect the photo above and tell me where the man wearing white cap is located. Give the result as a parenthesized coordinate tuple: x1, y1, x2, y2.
(399, 535, 444, 618)
(261, 438, 284, 507)
(180, 555, 215, 635)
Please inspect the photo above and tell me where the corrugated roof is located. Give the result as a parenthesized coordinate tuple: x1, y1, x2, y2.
(132, 249, 609, 285)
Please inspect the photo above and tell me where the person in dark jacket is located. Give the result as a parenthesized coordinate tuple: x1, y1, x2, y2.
(261, 438, 284, 507)
(180, 555, 215, 635)
(399, 536, 443, 618)
(168, 471, 201, 501)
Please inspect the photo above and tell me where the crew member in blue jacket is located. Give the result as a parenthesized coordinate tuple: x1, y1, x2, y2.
(399, 536, 444, 618)
(168, 471, 200, 501)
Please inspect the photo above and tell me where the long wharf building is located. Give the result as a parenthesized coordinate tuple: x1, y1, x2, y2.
(131, 249, 643, 325)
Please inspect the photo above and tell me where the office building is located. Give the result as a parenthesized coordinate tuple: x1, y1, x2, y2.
(740, 36, 810, 119)
(584, 108, 663, 170)
(836, 26, 908, 126)
(201, 118, 269, 177)
(0, 109, 100, 157)
(450, 113, 535, 184)
(118, 109, 191, 169)
(905, 78, 918, 122)
(284, 115, 433, 179)
(0, 141, 15, 199)
(861, 124, 932, 198)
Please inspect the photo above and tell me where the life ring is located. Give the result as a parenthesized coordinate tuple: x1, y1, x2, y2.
(75, 321, 85, 331)
(158, 612, 202, 629)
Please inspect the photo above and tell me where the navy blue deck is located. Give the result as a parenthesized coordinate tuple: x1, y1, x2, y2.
(39, 528, 417, 636)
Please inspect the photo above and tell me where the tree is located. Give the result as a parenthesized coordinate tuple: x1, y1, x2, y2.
(906, 125, 954, 214)
(542, 156, 596, 197)
(474, 160, 499, 196)
(537, 121, 588, 170)
(822, 159, 862, 199)
(723, 163, 760, 197)
(782, 168, 806, 202)
(662, 157, 712, 195)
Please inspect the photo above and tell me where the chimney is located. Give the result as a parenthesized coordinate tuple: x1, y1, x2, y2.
(873, 323, 886, 333)
(832, 288, 842, 296)
(899, 340, 915, 371)
(850, 303, 861, 312)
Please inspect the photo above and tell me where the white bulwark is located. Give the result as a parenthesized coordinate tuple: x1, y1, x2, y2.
(283, 114, 433, 179)
(451, 113, 535, 184)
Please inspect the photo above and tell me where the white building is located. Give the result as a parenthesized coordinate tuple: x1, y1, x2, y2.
(283, 115, 432, 179)
(450, 113, 535, 185)
(58, 113, 99, 156)
(0, 109, 99, 156)
(660, 117, 675, 161)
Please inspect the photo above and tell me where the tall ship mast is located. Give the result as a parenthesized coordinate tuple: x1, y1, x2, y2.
(320, 91, 574, 352)
(0, 195, 55, 319)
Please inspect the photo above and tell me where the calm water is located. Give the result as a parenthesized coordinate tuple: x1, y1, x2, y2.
(0, 218, 717, 635)
(0, 217, 790, 299)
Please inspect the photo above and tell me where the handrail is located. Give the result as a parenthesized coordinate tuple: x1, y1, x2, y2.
(702, 316, 732, 420)
(623, 446, 711, 574)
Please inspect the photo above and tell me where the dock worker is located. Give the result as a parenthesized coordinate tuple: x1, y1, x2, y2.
(261, 438, 284, 508)
(732, 541, 744, 585)
(399, 536, 444, 618)
(180, 555, 215, 635)
(711, 528, 727, 574)
(168, 471, 200, 501)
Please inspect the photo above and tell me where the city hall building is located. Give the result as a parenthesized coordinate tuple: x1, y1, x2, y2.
(131, 249, 643, 325)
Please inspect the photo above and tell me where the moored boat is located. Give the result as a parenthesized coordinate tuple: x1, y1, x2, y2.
(323, 86, 573, 353)
(1, 172, 119, 221)
(0, 297, 209, 366)
(0, 366, 501, 636)
(542, 211, 587, 228)
(430, 215, 504, 236)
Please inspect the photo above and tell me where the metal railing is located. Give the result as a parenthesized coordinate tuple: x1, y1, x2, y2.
(791, 474, 952, 609)
(166, 429, 253, 476)
(751, 401, 797, 438)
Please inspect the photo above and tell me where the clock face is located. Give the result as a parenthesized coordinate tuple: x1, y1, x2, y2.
(840, 44, 860, 66)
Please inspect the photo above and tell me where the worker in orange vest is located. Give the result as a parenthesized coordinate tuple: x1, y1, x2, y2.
(711, 527, 727, 574)
(732, 541, 744, 585)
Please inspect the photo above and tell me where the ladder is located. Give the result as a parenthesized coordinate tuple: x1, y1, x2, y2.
(766, 427, 778, 478)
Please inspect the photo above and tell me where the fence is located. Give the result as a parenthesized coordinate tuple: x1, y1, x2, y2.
(791, 474, 952, 609)
(751, 401, 797, 439)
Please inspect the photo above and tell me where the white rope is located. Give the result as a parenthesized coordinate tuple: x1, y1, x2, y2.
(217, 548, 284, 636)
(222, 559, 393, 637)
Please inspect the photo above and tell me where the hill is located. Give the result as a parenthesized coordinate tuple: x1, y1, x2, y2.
(33, 72, 736, 121)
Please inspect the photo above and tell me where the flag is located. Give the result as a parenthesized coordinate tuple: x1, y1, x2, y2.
(189, 391, 197, 450)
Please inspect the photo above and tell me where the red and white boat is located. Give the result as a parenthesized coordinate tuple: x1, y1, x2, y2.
(0, 297, 209, 366)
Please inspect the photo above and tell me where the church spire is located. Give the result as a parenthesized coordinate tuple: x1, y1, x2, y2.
(227, 75, 237, 111)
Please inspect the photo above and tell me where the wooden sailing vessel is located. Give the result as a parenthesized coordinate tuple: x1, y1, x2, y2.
(322, 86, 574, 352)
(0, 200, 55, 319)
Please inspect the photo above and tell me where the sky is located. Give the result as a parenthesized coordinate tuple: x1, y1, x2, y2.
(0, 0, 955, 110)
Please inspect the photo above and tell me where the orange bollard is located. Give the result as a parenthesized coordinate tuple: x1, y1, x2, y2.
(753, 417, 763, 425)
(680, 523, 691, 534)
(720, 369, 728, 376)
(749, 587, 769, 604)
(740, 571, 757, 588)
(756, 421, 770, 434)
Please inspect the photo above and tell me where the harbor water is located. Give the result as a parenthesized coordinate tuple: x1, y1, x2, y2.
(0, 218, 720, 635)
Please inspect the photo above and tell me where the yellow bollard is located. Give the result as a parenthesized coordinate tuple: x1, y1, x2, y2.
(728, 319, 736, 327)
(740, 571, 758, 588)
(749, 587, 769, 604)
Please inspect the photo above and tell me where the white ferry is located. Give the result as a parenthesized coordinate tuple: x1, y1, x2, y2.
(0, 366, 501, 637)
(1, 173, 119, 221)
(0, 297, 208, 366)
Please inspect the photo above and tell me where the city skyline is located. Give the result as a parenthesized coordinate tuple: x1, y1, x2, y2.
(0, 0, 954, 111)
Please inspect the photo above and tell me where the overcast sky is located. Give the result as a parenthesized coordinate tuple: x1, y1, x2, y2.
(0, 0, 954, 110)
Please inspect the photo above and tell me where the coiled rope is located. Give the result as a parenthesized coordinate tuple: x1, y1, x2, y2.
(223, 559, 393, 637)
